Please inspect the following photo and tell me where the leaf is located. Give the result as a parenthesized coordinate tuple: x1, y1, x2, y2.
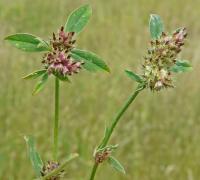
(53, 72, 70, 82)
(170, 65, 192, 73)
(71, 49, 110, 72)
(108, 156, 126, 174)
(70, 53, 100, 72)
(170, 60, 192, 73)
(32, 72, 48, 95)
(5, 33, 50, 52)
(103, 127, 110, 141)
(97, 127, 110, 149)
(64, 4, 92, 34)
(175, 60, 192, 67)
(36, 38, 51, 51)
(23, 70, 47, 80)
(24, 136, 43, 177)
(125, 70, 144, 83)
(149, 14, 164, 39)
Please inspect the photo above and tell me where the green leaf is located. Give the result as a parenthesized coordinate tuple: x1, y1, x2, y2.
(64, 4, 92, 34)
(149, 14, 164, 39)
(98, 127, 110, 149)
(32, 72, 48, 95)
(176, 60, 192, 67)
(36, 38, 51, 51)
(103, 127, 110, 141)
(53, 72, 70, 82)
(23, 70, 47, 80)
(24, 136, 43, 177)
(70, 53, 100, 72)
(5, 33, 50, 52)
(170, 60, 192, 73)
(170, 65, 192, 73)
(108, 156, 126, 174)
(125, 70, 144, 83)
(71, 49, 110, 72)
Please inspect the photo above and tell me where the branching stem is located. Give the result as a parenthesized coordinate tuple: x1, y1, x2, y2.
(89, 85, 145, 180)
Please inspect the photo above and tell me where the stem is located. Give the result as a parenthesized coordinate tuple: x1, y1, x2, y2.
(89, 163, 98, 180)
(89, 85, 144, 180)
(53, 78, 60, 161)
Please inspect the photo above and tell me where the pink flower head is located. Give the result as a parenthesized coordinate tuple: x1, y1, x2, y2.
(42, 26, 84, 78)
(51, 26, 76, 52)
(43, 51, 83, 76)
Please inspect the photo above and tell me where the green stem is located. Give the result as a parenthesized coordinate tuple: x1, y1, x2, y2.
(53, 78, 60, 161)
(89, 163, 98, 180)
(89, 85, 144, 180)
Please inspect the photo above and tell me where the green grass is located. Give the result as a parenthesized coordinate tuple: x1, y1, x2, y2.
(1, 0, 200, 179)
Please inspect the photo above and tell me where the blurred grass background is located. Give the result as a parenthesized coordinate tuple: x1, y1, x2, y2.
(0, 0, 200, 179)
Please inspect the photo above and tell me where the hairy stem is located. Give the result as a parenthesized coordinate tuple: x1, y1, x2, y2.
(53, 78, 60, 161)
(89, 85, 144, 180)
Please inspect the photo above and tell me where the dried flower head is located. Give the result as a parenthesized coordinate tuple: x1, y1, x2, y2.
(126, 14, 192, 92)
(94, 144, 118, 164)
(94, 148, 112, 164)
(41, 161, 64, 180)
(142, 28, 187, 91)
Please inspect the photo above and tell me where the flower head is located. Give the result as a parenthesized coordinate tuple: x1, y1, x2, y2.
(41, 161, 64, 180)
(125, 14, 191, 92)
(94, 148, 112, 164)
(51, 26, 76, 52)
(93, 144, 118, 164)
(142, 28, 187, 91)
(42, 26, 84, 77)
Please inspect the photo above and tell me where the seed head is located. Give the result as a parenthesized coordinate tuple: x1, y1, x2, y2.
(142, 28, 187, 91)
